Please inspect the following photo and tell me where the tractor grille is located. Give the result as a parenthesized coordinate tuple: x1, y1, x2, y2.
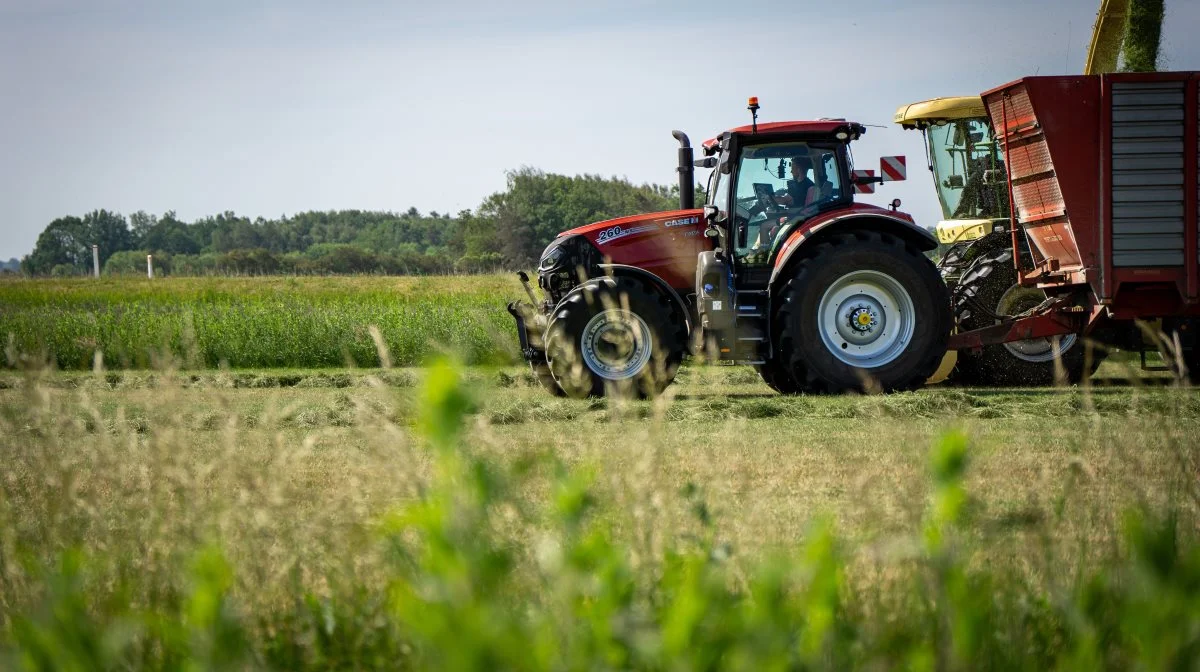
(1111, 80, 1187, 267)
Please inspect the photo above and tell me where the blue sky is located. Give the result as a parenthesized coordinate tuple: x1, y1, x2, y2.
(2, 0, 1199, 260)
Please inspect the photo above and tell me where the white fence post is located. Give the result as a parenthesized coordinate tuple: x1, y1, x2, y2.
(147, 254, 154, 279)
(92, 244, 100, 278)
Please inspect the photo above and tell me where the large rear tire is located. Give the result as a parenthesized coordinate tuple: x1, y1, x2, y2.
(544, 277, 685, 398)
(775, 230, 951, 393)
(952, 248, 1099, 386)
(755, 357, 801, 395)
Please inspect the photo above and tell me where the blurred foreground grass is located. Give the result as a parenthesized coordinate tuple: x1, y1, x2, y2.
(1, 362, 1198, 669)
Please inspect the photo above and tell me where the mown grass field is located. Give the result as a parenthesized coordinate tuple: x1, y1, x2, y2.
(2, 276, 1199, 668)
(2, 360, 1199, 668)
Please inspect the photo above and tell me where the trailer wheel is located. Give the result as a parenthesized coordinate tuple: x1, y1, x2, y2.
(775, 230, 951, 393)
(952, 248, 1100, 386)
(544, 277, 684, 398)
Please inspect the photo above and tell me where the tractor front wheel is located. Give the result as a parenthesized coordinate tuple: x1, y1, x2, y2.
(544, 277, 685, 398)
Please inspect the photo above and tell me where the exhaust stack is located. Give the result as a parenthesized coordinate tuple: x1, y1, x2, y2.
(671, 130, 694, 210)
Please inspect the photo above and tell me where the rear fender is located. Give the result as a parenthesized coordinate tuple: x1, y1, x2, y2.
(769, 214, 938, 286)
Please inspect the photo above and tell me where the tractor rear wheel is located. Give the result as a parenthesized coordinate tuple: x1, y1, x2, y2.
(755, 357, 801, 395)
(775, 230, 951, 393)
(544, 277, 685, 398)
(952, 248, 1100, 386)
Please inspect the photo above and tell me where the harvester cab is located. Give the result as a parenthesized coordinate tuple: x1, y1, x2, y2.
(509, 97, 951, 398)
(893, 96, 1008, 248)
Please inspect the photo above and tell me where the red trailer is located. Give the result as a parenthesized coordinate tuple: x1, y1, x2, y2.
(949, 71, 1200, 370)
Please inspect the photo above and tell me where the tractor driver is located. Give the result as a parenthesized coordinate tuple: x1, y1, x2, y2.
(751, 153, 818, 254)
(775, 154, 815, 208)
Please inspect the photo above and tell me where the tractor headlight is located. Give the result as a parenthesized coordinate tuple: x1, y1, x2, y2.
(538, 238, 568, 273)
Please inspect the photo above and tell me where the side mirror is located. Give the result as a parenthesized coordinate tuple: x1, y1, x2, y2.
(693, 156, 718, 169)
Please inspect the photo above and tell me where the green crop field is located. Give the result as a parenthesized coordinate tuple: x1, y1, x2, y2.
(2, 277, 1199, 668)
(0, 275, 525, 370)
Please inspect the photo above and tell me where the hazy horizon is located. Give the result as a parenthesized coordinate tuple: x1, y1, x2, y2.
(3, 0, 1198, 260)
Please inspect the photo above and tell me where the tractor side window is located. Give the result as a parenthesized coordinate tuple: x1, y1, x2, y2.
(730, 142, 810, 261)
(731, 142, 846, 263)
(809, 150, 842, 206)
(710, 166, 728, 214)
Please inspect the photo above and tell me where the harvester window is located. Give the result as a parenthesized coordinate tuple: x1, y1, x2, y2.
(926, 119, 1009, 221)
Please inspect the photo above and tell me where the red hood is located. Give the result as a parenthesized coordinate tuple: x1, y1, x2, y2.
(560, 208, 709, 290)
(560, 208, 705, 238)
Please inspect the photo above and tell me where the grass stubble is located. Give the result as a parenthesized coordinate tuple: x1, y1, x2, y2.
(1, 275, 1198, 666)
(1, 350, 1198, 668)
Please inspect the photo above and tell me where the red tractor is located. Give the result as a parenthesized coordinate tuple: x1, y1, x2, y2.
(509, 99, 951, 397)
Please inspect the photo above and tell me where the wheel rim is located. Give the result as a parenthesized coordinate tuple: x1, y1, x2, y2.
(818, 270, 916, 368)
(580, 309, 653, 380)
(995, 285, 1078, 362)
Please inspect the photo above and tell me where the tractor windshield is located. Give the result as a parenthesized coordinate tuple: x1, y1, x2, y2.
(730, 142, 844, 262)
(926, 118, 1010, 221)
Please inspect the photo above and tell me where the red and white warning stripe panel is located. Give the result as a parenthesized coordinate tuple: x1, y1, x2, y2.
(880, 155, 906, 181)
(852, 169, 876, 193)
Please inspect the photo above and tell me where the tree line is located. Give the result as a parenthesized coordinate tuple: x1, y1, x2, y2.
(18, 168, 690, 276)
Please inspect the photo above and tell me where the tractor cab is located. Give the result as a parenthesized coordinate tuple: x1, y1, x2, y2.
(686, 103, 939, 378)
(700, 121, 865, 285)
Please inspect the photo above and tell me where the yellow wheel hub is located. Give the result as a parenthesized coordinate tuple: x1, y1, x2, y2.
(857, 313, 873, 327)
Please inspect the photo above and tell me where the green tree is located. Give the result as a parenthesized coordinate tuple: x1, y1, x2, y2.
(143, 211, 202, 255)
(22, 216, 89, 275)
(17, 170, 685, 275)
(128, 210, 157, 246)
(81, 209, 134, 267)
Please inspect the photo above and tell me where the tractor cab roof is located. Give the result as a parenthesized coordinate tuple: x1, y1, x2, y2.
(702, 120, 866, 153)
